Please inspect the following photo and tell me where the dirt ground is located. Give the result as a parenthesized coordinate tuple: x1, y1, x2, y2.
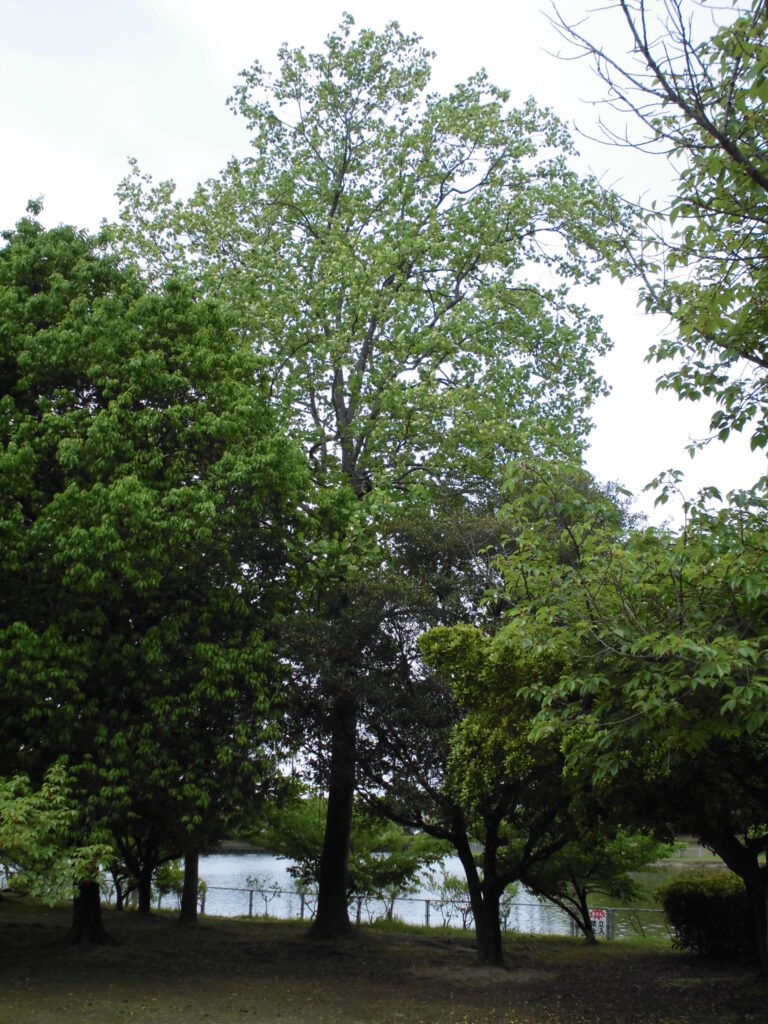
(0, 895, 765, 1024)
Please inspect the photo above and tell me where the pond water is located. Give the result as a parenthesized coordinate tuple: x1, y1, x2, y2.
(191, 852, 669, 941)
(198, 852, 570, 936)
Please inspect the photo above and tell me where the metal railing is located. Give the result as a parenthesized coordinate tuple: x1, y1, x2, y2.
(176, 883, 667, 941)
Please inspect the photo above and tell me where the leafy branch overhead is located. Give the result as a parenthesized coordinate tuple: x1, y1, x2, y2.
(552, 0, 768, 451)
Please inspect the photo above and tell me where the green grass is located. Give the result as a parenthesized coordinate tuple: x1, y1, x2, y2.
(362, 915, 475, 937)
(1, 893, 764, 1024)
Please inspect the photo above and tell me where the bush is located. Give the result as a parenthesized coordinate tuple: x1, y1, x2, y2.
(656, 870, 754, 958)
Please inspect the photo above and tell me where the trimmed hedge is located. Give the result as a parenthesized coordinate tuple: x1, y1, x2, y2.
(656, 870, 755, 958)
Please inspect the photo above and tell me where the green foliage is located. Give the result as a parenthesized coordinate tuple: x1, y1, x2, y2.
(657, 870, 755, 958)
(147, 859, 207, 911)
(494, 460, 768, 966)
(152, 860, 185, 899)
(497, 461, 768, 768)
(522, 830, 672, 940)
(420, 624, 561, 805)
(114, 15, 624, 497)
(0, 762, 110, 904)
(596, 2, 768, 453)
(0, 215, 306, 873)
(418, 617, 575, 954)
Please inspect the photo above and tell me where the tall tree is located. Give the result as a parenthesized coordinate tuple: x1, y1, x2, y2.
(114, 16, 624, 935)
(0, 214, 305, 935)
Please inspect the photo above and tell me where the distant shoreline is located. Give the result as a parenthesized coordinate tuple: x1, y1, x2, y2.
(207, 840, 267, 855)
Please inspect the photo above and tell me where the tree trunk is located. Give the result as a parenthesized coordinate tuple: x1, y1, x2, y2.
(578, 889, 597, 944)
(479, 820, 505, 966)
(137, 866, 153, 914)
(179, 846, 199, 925)
(476, 885, 504, 966)
(68, 880, 114, 945)
(698, 826, 768, 977)
(455, 830, 505, 967)
(310, 690, 357, 938)
(704, 823, 768, 974)
(746, 880, 768, 978)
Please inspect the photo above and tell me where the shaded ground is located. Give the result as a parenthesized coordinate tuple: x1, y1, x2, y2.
(0, 894, 764, 1023)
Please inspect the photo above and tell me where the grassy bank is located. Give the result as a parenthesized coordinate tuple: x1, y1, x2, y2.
(0, 894, 764, 1023)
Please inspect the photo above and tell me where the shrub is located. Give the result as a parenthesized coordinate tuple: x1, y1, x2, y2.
(656, 870, 754, 958)
(153, 860, 207, 910)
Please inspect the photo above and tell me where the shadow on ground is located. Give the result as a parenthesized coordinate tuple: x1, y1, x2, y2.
(0, 894, 764, 1023)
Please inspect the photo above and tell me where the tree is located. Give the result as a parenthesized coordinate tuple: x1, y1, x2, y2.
(255, 789, 447, 919)
(521, 829, 671, 943)
(361, 616, 576, 967)
(0, 763, 110, 911)
(0, 215, 305, 934)
(418, 623, 576, 966)
(113, 15, 624, 936)
(280, 480, 513, 944)
(551, 0, 768, 453)
(494, 460, 768, 972)
(336, 482, 599, 967)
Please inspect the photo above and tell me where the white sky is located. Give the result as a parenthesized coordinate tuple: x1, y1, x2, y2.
(2, 0, 765, 523)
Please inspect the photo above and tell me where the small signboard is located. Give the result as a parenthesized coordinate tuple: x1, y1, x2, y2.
(590, 908, 608, 938)
(570, 907, 616, 940)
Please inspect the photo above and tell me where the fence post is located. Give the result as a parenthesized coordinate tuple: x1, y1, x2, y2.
(249, 890, 254, 917)
(425, 899, 430, 927)
(606, 908, 616, 940)
(199, 889, 206, 915)
(300, 893, 305, 920)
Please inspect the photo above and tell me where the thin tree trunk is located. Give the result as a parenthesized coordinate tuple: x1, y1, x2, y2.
(310, 690, 357, 938)
(179, 846, 199, 925)
(577, 888, 597, 944)
(68, 880, 114, 945)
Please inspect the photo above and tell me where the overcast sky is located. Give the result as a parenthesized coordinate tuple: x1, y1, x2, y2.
(2, 0, 764, 522)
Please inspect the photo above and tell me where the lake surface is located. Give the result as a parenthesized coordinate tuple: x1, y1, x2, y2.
(197, 852, 573, 936)
(191, 852, 669, 941)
